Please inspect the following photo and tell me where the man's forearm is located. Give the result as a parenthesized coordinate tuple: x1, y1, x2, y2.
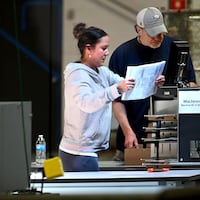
(112, 101, 139, 148)
(112, 101, 133, 135)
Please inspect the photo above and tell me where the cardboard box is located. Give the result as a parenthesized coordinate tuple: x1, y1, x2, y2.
(124, 146, 151, 165)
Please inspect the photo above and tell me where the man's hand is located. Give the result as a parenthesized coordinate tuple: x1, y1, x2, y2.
(155, 75, 165, 87)
(124, 130, 139, 149)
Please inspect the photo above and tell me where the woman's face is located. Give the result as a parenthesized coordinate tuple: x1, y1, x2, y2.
(86, 35, 110, 69)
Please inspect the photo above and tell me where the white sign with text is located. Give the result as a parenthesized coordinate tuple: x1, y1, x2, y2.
(178, 89, 200, 114)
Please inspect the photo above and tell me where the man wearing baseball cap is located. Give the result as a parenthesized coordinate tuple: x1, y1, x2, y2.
(108, 7, 197, 161)
(136, 7, 168, 37)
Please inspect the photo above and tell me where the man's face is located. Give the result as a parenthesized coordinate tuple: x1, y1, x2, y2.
(137, 26, 164, 49)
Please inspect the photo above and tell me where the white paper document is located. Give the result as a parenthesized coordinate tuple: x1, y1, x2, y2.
(122, 60, 166, 100)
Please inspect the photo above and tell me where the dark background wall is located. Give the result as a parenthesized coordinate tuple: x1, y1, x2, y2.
(0, 0, 62, 157)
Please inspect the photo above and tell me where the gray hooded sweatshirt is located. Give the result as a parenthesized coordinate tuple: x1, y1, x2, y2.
(59, 62, 123, 155)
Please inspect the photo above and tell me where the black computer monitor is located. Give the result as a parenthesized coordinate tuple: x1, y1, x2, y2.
(165, 40, 189, 87)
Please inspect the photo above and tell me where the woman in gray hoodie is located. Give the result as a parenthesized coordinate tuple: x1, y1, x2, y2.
(58, 26, 138, 171)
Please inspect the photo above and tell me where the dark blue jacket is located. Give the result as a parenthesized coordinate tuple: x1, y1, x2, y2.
(108, 35, 196, 141)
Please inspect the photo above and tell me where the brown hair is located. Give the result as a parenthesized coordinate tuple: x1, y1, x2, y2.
(77, 26, 108, 58)
(73, 23, 87, 39)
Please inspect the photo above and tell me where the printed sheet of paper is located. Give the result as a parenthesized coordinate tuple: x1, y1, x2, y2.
(122, 61, 166, 100)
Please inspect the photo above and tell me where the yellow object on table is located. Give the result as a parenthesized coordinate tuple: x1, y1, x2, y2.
(43, 156, 64, 179)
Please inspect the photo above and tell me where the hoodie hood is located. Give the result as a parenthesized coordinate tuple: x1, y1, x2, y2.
(65, 62, 99, 78)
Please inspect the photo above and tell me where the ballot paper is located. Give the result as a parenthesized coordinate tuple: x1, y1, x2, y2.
(122, 60, 166, 100)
